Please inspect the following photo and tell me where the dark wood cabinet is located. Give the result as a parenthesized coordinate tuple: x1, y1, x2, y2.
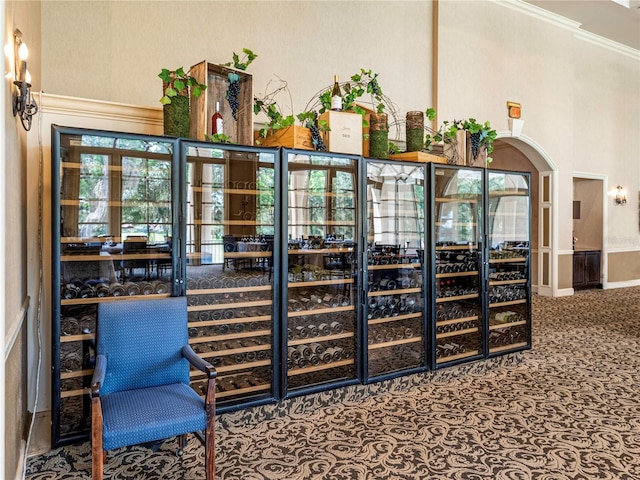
(573, 250, 601, 289)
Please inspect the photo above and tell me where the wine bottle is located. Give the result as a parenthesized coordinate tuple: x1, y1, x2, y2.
(211, 101, 223, 135)
(330, 75, 342, 111)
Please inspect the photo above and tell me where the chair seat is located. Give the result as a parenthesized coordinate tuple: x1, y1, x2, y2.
(102, 383, 205, 451)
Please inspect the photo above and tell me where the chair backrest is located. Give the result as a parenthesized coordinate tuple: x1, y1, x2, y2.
(97, 297, 190, 396)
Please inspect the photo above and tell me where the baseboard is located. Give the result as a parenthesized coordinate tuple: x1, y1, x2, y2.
(602, 279, 640, 290)
(555, 288, 575, 297)
(15, 440, 26, 480)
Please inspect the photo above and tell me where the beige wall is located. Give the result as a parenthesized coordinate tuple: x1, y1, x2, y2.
(558, 253, 574, 290)
(608, 251, 640, 283)
(437, 0, 639, 256)
(4, 1, 41, 478)
(41, 0, 433, 138)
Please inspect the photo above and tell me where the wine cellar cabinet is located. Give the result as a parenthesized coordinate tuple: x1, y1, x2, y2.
(281, 149, 360, 397)
(429, 164, 485, 367)
(180, 140, 280, 410)
(51, 126, 181, 446)
(486, 169, 532, 356)
(51, 127, 532, 446)
(363, 159, 427, 382)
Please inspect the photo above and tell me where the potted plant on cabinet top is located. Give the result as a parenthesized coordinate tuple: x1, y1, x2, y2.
(428, 115, 497, 166)
(158, 67, 207, 138)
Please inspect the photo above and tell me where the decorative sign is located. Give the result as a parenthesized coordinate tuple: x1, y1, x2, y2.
(507, 101, 521, 119)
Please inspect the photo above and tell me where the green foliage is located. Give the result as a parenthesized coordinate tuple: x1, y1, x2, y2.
(158, 67, 206, 105)
(318, 68, 386, 115)
(388, 142, 400, 155)
(435, 118, 497, 155)
(254, 98, 296, 138)
(222, 48, 258, 71)
(205, 133, 233, 144)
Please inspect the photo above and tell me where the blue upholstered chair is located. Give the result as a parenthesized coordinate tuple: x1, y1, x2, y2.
(90, 297, 216, 480)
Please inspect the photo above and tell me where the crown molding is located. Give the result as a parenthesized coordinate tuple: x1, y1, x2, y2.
(493, 0, 640, 60)
(39, 93, 163, 126)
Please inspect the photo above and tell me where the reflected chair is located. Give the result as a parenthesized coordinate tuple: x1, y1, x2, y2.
(90, 297, 216, 480)
(121, 236, 149, 281)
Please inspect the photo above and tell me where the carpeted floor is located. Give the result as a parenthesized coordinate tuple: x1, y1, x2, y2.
(26, 287, 640, 479)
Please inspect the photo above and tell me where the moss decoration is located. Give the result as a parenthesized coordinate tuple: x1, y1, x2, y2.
(162, 94, 190, 138)
(405, 110, 424, 152)
(369, 113, 389, 159)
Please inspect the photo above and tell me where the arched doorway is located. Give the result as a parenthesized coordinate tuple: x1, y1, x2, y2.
(491, 134, 558, 296)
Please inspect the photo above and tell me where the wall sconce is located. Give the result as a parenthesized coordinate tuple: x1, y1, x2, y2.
(615, 185, 627, 206)
(12, 29, 38, 131)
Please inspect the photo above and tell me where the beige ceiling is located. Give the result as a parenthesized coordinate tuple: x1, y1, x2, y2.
(526, 0, 640, 50)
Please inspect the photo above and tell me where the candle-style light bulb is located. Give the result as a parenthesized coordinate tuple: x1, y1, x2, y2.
(18, 42, 28, 61)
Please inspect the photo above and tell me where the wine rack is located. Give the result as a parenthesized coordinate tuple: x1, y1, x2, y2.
(364, 160, 427, 380)
(486, 170, 531, 354)
(50, 128, 533, 447)
(431, 165, 484, 366)
(183, 142, 277, 406)
(52, 126, 179, 446)
(283, 150, 359, 393)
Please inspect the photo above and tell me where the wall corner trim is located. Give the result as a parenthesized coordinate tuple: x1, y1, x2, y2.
(5, 296, 30, 362)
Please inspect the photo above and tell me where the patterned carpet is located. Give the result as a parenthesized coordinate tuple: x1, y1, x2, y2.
(26, 287, 640, 479)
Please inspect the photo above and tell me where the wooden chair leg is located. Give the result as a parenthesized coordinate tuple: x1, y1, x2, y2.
(205, 378, 216, 480)
(91, 396, 104, 480)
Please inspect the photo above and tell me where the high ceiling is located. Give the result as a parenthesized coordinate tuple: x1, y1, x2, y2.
(526, 0, 640, 51)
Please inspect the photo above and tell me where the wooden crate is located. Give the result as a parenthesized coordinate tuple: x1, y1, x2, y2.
(253, 126, 314, 150)
(189, 60, 253, 145)
(389, 152, 448, 164)
(318, 111, 363, 155)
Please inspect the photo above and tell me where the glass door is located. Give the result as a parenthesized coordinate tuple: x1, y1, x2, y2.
(430, 165, 484, 367)
(51, 126, 178, 446)
(282, 149, 359, 395)
(364, 160, 426, 381)
(181, 142, 279, 409)
(486, 169, 531, 355)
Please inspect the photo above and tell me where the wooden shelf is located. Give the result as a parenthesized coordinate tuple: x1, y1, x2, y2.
(60, 369, 94, 380)
(489, 257, 527, 264)
(187, 285, 271, 295)
(436, 315, 478, 327)
(288, 278, 354, 288)
(288, 305, 355, 317)
(435, 197, 479, 203)
(288, 248, 355, 255)
(435, 244, 478, 251)
(367, 263, 421, 270)
(489, 341, 528, 353)
(61, 388, 89, 399)
(368, 336, 422, 350)
(288, 332, 353, 347)
(435, 293, 479, 303)
(436, 271, 478, 279)
(489, 279, 527, 286)
(436, 349, 479, 364)
(189, 315, 271, 328)
(189, 299, 272, 311)
(61, 252, 171, 262)
(287, 358, 354, 376)
(436, 327, 479, 339)
(489, 320, 527, 330)
(60, 333, 94, 343)
(62, 293, 171, 306)
(189, 329, 271, 344)
(368, 287, 422, 297)
(368, 312, 422, 326)
(489, 299, 527, 308)
(215, 383, 271, 399)
(215, 360, 271, 374)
